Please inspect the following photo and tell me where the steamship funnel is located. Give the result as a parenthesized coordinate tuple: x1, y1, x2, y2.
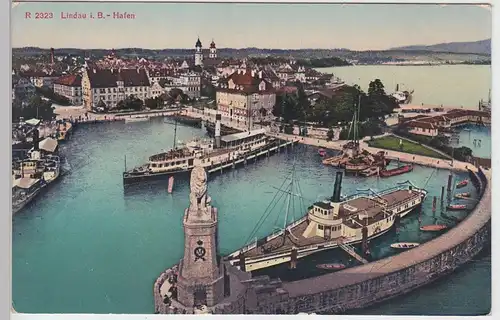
(332, 171, 343, 203)
(215, 114, 221, 149)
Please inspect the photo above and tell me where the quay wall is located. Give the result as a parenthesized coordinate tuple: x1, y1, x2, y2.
(255, 167, 490, 314)
(153, 168, 490, 315)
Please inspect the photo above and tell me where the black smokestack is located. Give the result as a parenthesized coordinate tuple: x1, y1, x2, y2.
(215, 114, 221, 149)
(33, 129, 40, 151)
(332, 171, 343, 202)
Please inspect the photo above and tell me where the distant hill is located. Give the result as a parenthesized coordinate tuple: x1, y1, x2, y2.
(391, 39, 491, 55)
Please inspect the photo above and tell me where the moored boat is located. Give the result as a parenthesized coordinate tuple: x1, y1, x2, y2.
(318, 148, 327, 157)
(447, 204, 467, 211)
(205, 121, 241, 137)
(123, 127, 279, 184)
(390, 242, 420, 249)
(360, 166, 379, 177)
(225, 170, 427, 272)
(456, 179, 469, 188)
(454, 192, 471, 199)
(125, 117, 149, 123)
(420, 224, 448, 232)
(316, 263, 346, 270)
(168, 114, 202, 128)
(379, 164, 413, 178)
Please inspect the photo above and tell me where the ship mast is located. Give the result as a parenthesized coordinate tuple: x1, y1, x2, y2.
(173, 119, 178, 149)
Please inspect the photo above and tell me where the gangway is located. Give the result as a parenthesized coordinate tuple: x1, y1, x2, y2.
(338, 239, 369, 264)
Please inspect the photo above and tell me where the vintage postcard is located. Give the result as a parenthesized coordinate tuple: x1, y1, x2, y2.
(11, 1, 492, 316)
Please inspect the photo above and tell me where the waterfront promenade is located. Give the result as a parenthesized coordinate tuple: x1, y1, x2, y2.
(184, 109, 474, 172)
(55, 106, 182, 123)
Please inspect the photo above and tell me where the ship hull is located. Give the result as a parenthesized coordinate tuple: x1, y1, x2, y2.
(227, 202, 423, 272)
(123, 140, 290, 185)
(123, 168, 190, 185)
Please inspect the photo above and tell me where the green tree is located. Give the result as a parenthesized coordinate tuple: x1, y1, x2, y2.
(368, 79, 386, 96)
(327, 128, 334, 141)
(201, 82, 217, 101)
(145, 96, 163, 110)
(116, 95, 143, 111)
(452, 146, 473, 162)
(12, 95, 55, 121)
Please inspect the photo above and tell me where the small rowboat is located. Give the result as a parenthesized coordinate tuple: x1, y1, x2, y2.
(316, 263, 346, 270)
(454, 192, 471, 199)
(447, 204, 467, 211)
(125, 117, 149, 123)
(167, 176, 174, 193)
(390, 242, 420, 249)
(318, 148, 327, 157)
(379, 164, 413, 178)
(420, 224, 448, 232)
(360, 167, 379, 177)
(456, 179, 469, 188)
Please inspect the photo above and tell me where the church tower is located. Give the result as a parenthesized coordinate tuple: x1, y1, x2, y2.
(194, 38, 203, 66)
(176, 166, 225, 308)
(209, 39, 217, 59)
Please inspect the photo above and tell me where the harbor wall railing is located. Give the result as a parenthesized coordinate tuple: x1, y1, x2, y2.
(154, 167, 490, 315)
(252, 167, 490, 314)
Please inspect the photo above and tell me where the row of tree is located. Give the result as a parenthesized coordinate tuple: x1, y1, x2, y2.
(394, 126, 474, 162)
(12, 95, 56, 122)
(273, 79, 398, 134)
(35, 87, 72, 106)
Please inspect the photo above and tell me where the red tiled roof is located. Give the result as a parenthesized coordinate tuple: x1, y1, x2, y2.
(216, 88, 275, 95)
(406, 121, 436, 130)
(54, 74, 81, 87)
(86, 68, 150, 88)
(224, 69, 274, 94)
(20, 70, 60, 78)
(276, 86, 298, 95)
(148, 69, 174, 77)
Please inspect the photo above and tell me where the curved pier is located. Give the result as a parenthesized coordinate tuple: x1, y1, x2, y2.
(153, 166, 490, 314)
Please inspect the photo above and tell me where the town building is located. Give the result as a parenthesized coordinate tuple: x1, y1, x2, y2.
(53, 74, 83, 105)
(216, 69, 276, 122)
(399, 109, 491, 137)
(148, 69, 175, 84)
(149, 81, 164, 99)
(12, 74, 36, 101)
(20, 70, 61, 89)
(82, 67, 151, 110)
(162, 72, 201, 99)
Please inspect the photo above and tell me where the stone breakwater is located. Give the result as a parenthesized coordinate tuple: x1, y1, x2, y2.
(153, 265, 178, 314)
(153, 167, 491, 314)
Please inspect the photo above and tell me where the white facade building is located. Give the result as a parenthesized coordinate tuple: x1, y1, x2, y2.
(53, 74, 83, 105)
(82, 67, 151, 110)
(216, 69, 276, 122)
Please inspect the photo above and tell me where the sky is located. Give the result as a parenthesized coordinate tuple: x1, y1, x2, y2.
(11, 2, 492, 50)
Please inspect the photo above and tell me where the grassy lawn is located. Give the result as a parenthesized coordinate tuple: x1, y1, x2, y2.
(368, 135, 450, 159)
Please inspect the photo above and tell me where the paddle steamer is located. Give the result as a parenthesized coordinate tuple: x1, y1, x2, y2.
(225, 170, 427, 272)
(123, 116, 280, 184)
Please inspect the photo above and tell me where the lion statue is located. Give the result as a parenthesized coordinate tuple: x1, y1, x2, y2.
(189, 166, 207, 211)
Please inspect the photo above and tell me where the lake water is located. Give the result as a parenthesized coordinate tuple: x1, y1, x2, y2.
(11, 119, 491, 315)
(317, 65, 491, 108)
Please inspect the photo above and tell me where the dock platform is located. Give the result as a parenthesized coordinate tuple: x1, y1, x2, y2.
(338, 240, 369, 264)
(207, 139, 298, 175)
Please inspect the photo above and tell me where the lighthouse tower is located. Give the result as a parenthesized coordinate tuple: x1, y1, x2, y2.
(176, 166, 225, 308)
(194, 38, 203, 66)
(209, 40, 217, 59)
